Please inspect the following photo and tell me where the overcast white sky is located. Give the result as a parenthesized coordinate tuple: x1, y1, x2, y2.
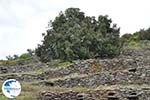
(0, 0, 150, 59)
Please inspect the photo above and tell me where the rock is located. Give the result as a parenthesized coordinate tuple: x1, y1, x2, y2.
(38, 88, 150, 100)
(38, 91, 94, 100)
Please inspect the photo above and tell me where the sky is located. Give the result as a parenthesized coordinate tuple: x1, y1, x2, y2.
(0, 0, 150, 59)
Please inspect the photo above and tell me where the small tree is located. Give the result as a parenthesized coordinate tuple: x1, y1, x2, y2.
(6, 55, 14, 60)
(36, 8, 120, 62)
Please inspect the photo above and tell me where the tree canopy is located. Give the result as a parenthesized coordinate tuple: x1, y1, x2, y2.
(35, 8, 121, 62)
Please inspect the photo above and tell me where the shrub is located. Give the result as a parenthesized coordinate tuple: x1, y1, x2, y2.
(19, 53, 31, 60)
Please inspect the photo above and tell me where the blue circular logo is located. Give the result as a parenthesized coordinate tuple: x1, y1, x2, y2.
(2, 79, 21, 98)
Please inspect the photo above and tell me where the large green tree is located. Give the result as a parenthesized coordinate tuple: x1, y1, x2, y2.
(36, 8, 120, 62)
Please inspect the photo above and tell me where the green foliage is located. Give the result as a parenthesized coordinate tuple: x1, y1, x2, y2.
(136, 28, 150, 40)
(19, 53, 31, 60)
(58, 61, 72, 67)
(121, 27, 150, 46)
(5, 49, 34, 61)
(13, 54, 19, 60)
(35, 8, 121, 62)
(128, 41, 137, 46)
(121, 33, 133, 45)
(128, 40, 150, 47)
(122, 34, 138, 46)
(6, 55, 14, 60)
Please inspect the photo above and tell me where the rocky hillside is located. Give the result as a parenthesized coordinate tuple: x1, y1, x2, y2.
(0, 46, 150, 100)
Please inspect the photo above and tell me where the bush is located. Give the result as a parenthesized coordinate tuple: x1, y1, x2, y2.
(121, 28, 150, 47)
(19, 53, 31, 60)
